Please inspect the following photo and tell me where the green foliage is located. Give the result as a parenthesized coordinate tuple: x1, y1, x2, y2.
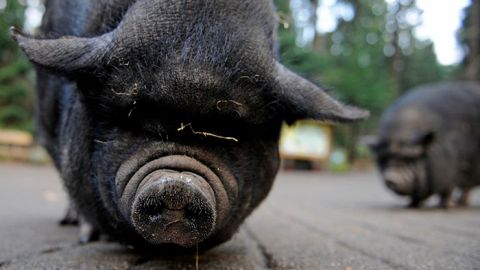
(0, 0, 34, 132)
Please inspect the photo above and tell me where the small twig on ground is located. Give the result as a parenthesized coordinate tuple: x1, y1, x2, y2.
(196, 243, 199, 270)
(177, 123, 239, 142)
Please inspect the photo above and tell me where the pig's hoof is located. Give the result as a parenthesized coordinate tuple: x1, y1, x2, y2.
(407, 199, 421, 208)
(457, 199, 468, 207)
(440, 200, 456, 209)
(59, 204, 79, 226)
(78, 217, 100, 244)
(456, 189, 470, 207)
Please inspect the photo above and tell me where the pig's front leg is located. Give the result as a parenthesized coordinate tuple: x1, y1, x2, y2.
(457, 187, 471, 207)
(78, 215, 100, 244)
(59, 201, 79, 225)
(408, 197, 422, 208)
(59, 201, 100, 243)
(439, 189, 455, 209)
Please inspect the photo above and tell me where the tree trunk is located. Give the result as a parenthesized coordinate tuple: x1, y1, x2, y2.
(464, 0, 480, 81)
(346, 125, 360, 167)
(391, 28, 405, 95)
(310, 0, 325, 52)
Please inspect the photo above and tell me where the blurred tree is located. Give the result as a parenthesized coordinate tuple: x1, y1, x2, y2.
(0, 0, 34, 132)
(309, 0, 324, 52)
(382, 0, 452, 93)
(402, 41, 453, 90)
(459, 0, 479, 81)
(275, 0, 329, 75)
(384, 0, 419, 95)
(321, 0, 395, 163)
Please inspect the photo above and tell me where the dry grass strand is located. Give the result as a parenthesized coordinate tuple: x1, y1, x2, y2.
(216, 100, 243, 111)
(177, 123, 239, 142)
(196, 243, 200, 270)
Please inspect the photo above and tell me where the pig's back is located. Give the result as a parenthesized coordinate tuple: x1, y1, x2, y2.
(402, 81, 480, 122)
(382, 81, 480, 134)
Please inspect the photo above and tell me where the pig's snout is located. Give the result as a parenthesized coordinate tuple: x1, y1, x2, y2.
(385, 178, 399, 190)
(131, 170, 216, 247)
(383, 169, 414, 195)
(117, 154, 236, 247)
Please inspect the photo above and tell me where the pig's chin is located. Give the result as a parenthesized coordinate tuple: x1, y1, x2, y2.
(115, 155, 233, 247)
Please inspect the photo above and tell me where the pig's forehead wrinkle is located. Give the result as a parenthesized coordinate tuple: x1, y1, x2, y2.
(109, 52, 270, 92)
(103, 64, 272, 121)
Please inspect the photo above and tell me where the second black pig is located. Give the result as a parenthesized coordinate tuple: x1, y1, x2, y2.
(370, 82, 480, 208)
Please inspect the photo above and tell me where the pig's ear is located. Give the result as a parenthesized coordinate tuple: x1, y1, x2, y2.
(9, 27, 112, 74)
(273, 62, 369, 123)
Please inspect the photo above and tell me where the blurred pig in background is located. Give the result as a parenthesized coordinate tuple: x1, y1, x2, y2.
(370, 82, 480, 208)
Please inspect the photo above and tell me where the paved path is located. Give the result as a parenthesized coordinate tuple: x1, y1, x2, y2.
(0, 164, 479, 270)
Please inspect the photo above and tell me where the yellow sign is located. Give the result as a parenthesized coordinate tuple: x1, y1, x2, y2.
(0, 130, 33, 147)
(280, 120, 332, 161)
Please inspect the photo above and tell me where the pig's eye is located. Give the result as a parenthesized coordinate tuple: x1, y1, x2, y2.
(378, 157, 389, 168)
(398, 156, 420, 163)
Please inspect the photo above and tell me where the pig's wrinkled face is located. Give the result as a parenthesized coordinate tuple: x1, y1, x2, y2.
(82, 62, 283, 247)
(93, 130, 281, 248)
(371, 131, 434, 198)
(374, 144, 427, 195)
(371, 107, 435, 198)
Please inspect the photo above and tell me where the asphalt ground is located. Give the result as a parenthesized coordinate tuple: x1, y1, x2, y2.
(0, 163, 479, 270)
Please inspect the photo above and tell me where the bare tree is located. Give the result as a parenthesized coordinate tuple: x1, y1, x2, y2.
(463, 0, 480, 81)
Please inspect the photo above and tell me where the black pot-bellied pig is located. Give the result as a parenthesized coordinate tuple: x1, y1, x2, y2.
(370, 82, 480, 208)
(11, 0, 368, 249)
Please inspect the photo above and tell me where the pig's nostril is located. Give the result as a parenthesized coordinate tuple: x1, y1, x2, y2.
(130, 170, 216, 247)
(385, 179, 397, 190)
(141, 201, 165, 221)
